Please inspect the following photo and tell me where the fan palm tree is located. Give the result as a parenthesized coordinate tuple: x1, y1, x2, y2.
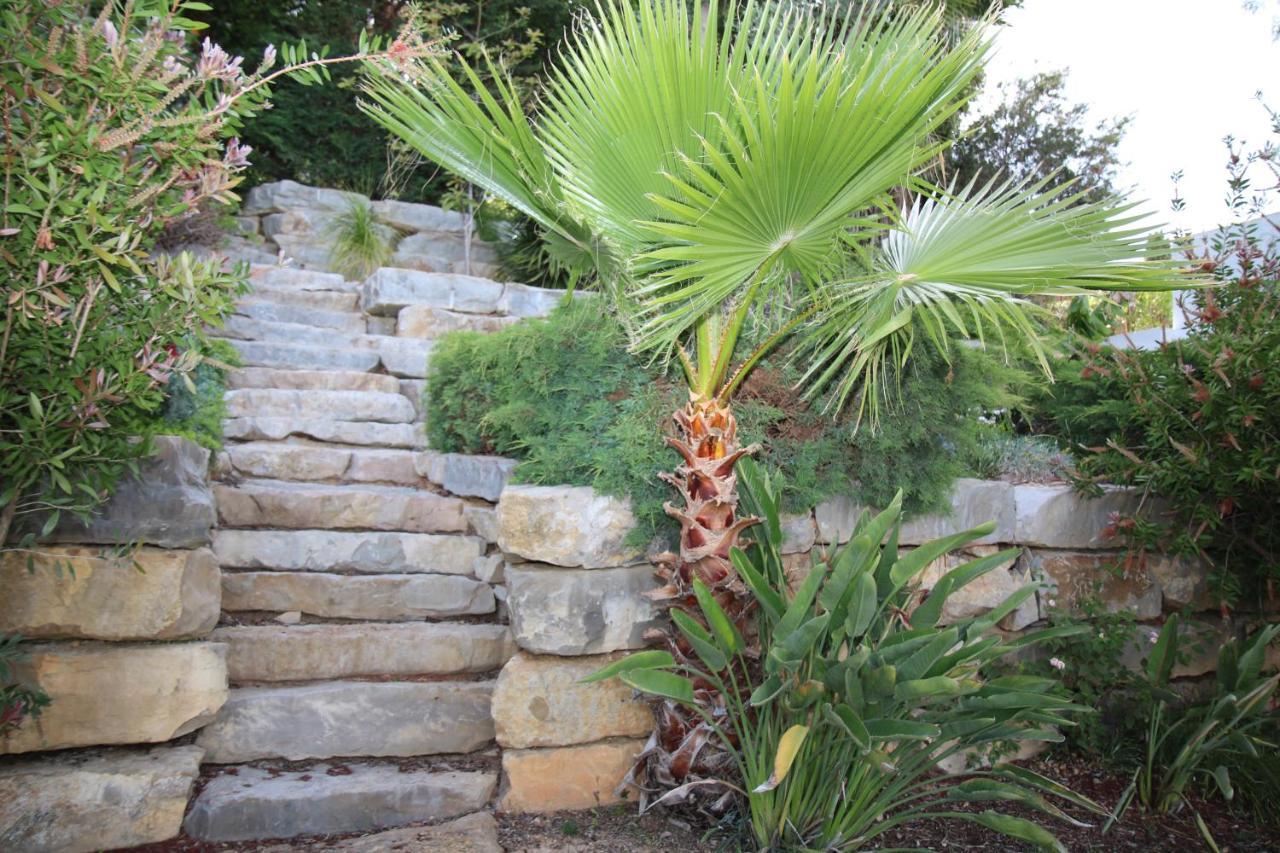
(360, 0, 1194, 798)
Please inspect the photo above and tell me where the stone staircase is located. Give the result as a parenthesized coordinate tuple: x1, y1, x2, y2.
(182, 262, 518, 843)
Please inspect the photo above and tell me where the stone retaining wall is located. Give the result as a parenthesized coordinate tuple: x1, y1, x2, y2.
(488, 475, 1228, 813)
(0, 436, 223, 852)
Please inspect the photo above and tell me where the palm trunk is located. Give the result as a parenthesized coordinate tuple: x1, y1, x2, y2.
(633, 393, 761, 807)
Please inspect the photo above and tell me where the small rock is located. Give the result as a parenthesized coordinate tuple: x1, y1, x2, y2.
(275, 611, 302, 625)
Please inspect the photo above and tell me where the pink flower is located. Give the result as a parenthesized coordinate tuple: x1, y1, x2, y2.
(261, 44, 277, 70)
(222, 138, 253, 170)
(1049, 657, 1066, 671)
(197, 38, 245, 82)
(101, 20, 119, 48)
(162, 55, 184, 76)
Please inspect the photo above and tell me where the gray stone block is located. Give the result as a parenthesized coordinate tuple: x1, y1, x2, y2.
(242, 180, 367, 215)
(226, 339, 381, 372)
(0, 745, 203, 853)
(221, 417, 425, 449)
(184, 764, 495, 842)
(497, 484, 642, 568)
(422, 453, 517, 502)
(215, 479, 466, 533)
(1013, 483, 1147, 549)
(216, 443, 426, 486)
(196, 681, 495, 762)
(223, 388, 416, 424)
(361, 268, 505, 316)
(506, 562, 661, 655)
(234, 299, 366, 332)
(221, 571, 494, 620)
(279, 812, 502, 853)
(212, 528, 482, 574)
(370, 198, 468, 233)
(226, 367, 399, 393)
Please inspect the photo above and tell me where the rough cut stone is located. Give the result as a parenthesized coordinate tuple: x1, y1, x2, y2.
(196, 681, 495, 762)
(918, 551, 1036, 630)
(243, 180, 366, 214)
(370, 198, 467, 233)
(473, 553, 506, 583)
(221, 571, 494, 620)
(1, 642, 227, 754)
(261, 208, 342, 241)
(246, 285, 360, 312)
(399, 378, 428, 421)
(393, 232, 497, 264)
(185, 764, 495, 843)
(816, 480, 1013, 546)
(272, 812, 502, 853)
(215, 622, 514, 682)
(466, 505, 501, 544)
(222, 418, 425, 449)
(498, 484, 642, 568)
(361, 268, 505, 316)
(227, 340, 380, 372)
(500, 739, 644, 813)
(422, 453, 517, 502)
(0, 547, 219, 641)
(0, 745, 203, 853)
(492, 652, 652, 749)
(213, 528, 482, 575)
(397, 304, 520, 338)
(248, 264, 354, 292)
(780, 513, 817, 554)
(368, 314, 398, 335)
(1013, 484, 1148, 549)
(498, 282, 577, 318)
(235, 299, 365, 332)
(1150, 553, 1214, 611)
(505, 563, 660, 655)
(1024, 549, 1162, 620)
(224, 389, 416, 424)
(216, 443, 424, 486)
(1122, 619, 1233, 678)
(30, 436, 214, 548)
(227, 367, 399, 393)
(369, 335, 433, 378)
(215, 480, 466, 533)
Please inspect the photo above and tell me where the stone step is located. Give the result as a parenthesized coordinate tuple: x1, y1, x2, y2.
(227, 367, 402, 393)
(215, 442, 425, 485)
(221, 571, 494, 621)
(247, 285, 361, 313)
(227, 340, 381, 373)
(223, 417, 425, 449)
(248, 264, 355, 292)
(223, 389, 416, 425)
(196, 681, 495, 762)
(257, 812, 501, 853)
(361, 268, 506, 317)
(219, 319, 432, 378)
(183, 763, 496, 843)
(235, 298, 366, 333)
(214, 479, 465, 533)
(212, 529, 483, 575)
(214, 623, 515, 682)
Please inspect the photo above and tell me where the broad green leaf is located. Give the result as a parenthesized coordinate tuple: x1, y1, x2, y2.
(889, 523, 996, 590)
(776, 559, 825, 643)
(671, 609, 727, 672)
(730, 547, 785, 620)
(1212, 765, 1233, 801)
(580, 650, 674, 683)
(865, 718, 940, 741)
(692, 577, 742, 654)
(962, 810, 1065, 851)
(823, 702, 870, 751)
(620, 669, 695, 704)
(845, 571, 878, 639)
(895, 676, 962, 701)
(1146, 614, 1179, 686)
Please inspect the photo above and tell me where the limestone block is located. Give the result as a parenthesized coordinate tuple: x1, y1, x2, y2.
(227, 339, 381, 372)
(368, 335, 433, 378)
(370, 198, 467, 233)
(223, 388, 416, 424)
(1024, 549, 1162, 620)
(213, 528, 482, 574)
(222, 417, 424, 449)
(1150, 553, 1215, 611)
(261, 208, 338, 240)
(497, 484, 642, 568)
(214, 480, 466, 533)
(499, 282, 591, 318)
(492, 652, 653, 749)
(216, 443, 425, 486)
(500, 738, 644, 812)
(234, 299, 366, 333)
(397, 304, 520, 338)
(814, 495, 859, 545)
(917, 550, 1036, 630)
(215, 622, 515, 682)
(185, 764, 495, 843)
(242, 180, 367, 214)
(278, 812, 501, 853)
(247, 264, 353, 292)
(390, 233, 497, 268)
(473, 553, 506, 583)
(30, 436, 214, 548)
(1013, 483, 1149, 549)
(421, 453, 517, 502)
(815, 480, 1014, 547)
(221, 571, 494, 620)
(505, 563, 660, 655)
(466, 504, 501, 544)
(1122, 619, 1235, 678)
(228, 368, 398, 393)
(780, 513, 817, 554)
(362, 268, 505, 316)
(0, 745, 203, 853)
(0, 642, 227, 754)
(400, 379, 429, 421)
(0, 547, 218, 641)
(196, 681, 495, 762)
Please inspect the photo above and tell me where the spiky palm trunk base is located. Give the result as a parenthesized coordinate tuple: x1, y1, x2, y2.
(627, 395, 761, 810)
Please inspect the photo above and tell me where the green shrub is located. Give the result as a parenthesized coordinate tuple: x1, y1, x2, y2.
(970, 430, 1075, 483)
(0, 635, 48, 737)
(426, 300, 1019, 543)
(159, 339, 239, 450)
(589, 460, 1102, 850)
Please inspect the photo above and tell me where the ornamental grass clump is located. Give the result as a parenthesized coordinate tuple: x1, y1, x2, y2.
(589, 459, 1106, 850)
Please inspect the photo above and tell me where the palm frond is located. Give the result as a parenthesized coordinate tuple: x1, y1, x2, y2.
(795, 175, 1205, 422)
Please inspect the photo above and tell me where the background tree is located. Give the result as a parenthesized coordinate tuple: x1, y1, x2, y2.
(947, 69, 1131, 205)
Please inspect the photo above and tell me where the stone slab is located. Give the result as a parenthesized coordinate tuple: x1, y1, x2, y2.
(0, 745, 203, 853)
(243, 180, 366, 215)
(421, 453, 517, 502)
(497, 282, 576, 318)
(0, 546, 219, 641)
(0, 642, 227, 754)
(370, 198, 467, 233)
(215, 479, 466, 533)
(497, 484, 642, 569)
(492, 652, 652, 749)
(215, 443, 425, 486)
(499, 739, 644, 813)
(505, 563, 660, 655)
(213, 528, 482, 574)
(235, 299, 366, 332)
(397, 305, 520, 338)
(222, 418, 425, 449)
(248, 264, 355, 292)
(223, 389, 416, 424)
(1025, 549, 1162, 621)
(227, 340, 380, 372)
(214, 622, 515, 682)
(221, 571, 494, 620)
(466, 505, 500, 544)
(29, 436, 214, 548)
(185, 764, 496, 843)
(815, 479, 1014, 546)
(196, 681, 495, 762)
(246, 286, 361, 312)
(227, 367, 401, 393)
(1013, 483, 1148, 549)
(361, 268, 505, 316)
(267, 812, 502, 853)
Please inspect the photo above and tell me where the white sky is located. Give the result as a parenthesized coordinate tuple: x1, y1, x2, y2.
(981, 0, 1280, 233)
